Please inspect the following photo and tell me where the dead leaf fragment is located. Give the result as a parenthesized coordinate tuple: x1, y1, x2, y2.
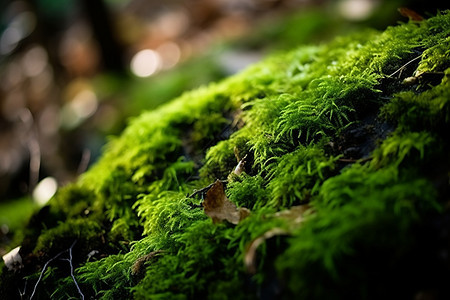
(203, 179, 250, 224)
(2, 246, 23, 271)
(244, 205, 311, 273)
(233, 154, 248, 176)
(398, 7, 424, 21)
(274, 204, 311, 228)
(244, 228, 288, 274)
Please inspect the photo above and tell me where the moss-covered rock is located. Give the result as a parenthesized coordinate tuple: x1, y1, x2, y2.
(2, 11, 450, 300)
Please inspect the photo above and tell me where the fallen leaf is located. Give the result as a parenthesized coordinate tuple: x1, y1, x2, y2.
(233, 154, 248, 176)
(244, 228, 289, 274)
(273, 204, 311, 228)
(244, 205, 311, 273)
(203, 180, 250, 224)
(2, 246, 23, 271)
(398, 7, 424, 21)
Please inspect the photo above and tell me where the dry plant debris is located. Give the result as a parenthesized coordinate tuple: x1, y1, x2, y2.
(203, 180, 250, 224)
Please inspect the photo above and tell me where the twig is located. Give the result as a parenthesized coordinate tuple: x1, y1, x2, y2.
(338, 157, 372, 163)
(29, 249, 66, 299)
(19, 280, 27, 299)
(63, 241, 85, 300)
(388, 55, 422, 78)
(188, 180, 228, 199)
(29, 240, 84, 300)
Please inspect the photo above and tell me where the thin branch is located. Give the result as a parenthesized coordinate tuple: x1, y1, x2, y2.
(188, 180, 228, 199)
(19, 280, 27, 300)
(388, 55, 422, 78)
(66, 241, 85, 300)
(29, 249, 66, 299)
(338, 157, 372, 163)
(29, 240, 84, 300)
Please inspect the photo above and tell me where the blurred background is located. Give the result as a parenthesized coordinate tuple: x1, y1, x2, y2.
(0, 0, 447, 254)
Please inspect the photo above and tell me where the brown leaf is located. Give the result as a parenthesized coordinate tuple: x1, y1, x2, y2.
(2, 246, 23, 272)
(398, 7, 424, 21)
(244, 228, 288, 274)
(244, 205, 311, 273)
(203, 179, 250, 224)
(273, 204, 311, 228)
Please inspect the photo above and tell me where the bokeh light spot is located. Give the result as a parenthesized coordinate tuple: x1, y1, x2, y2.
(0, 11, 36, 55)
(130, 49, 161, 77)
(71, 89, 98, 119)
(157, 42, 181, 70)
(60, 89, 98, 129)
(32, 177, 58, 206)
(338, 0, 379, 21)
(0, 27, 21, 55)
(21, 45, 48, 77)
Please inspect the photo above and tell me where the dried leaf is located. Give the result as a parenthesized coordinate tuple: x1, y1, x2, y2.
(274, 204, 311, 228)
(2, 246, 23, 271)
(244, 228, 288, 274)
(233, 154, 248, 176)
(203, 179, 250, 224)
(398, 7, 424, 21)
(244, 205, 311, 273)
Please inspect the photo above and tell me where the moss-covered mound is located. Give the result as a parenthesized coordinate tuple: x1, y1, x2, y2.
(2, 11, 450, 300)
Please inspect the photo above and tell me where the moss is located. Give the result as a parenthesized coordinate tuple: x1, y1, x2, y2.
(265, 143, 339, 208)
(371, 131, 437, 170)
(381, 70, 450, 133)
(416, 37, 450, 75)
(33, 218, 104, 256)
(277, 164, 440, 299)
(3, 11, 450, 300)
(226, 174, 268, 209)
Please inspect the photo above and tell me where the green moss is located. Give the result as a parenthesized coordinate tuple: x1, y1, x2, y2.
(4, 11, 450, 300)
(133, 192, 204, 237)
(416, 38, 450, 75)
(265, 143, 339, 208)
(277, 164, 440, 299)
(33, 218, 104, 255)
(226, 174, 268, 209)
(371, 131, 436, 169)
(51, 253, 132, 300)
(382, 70, 450, 132)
